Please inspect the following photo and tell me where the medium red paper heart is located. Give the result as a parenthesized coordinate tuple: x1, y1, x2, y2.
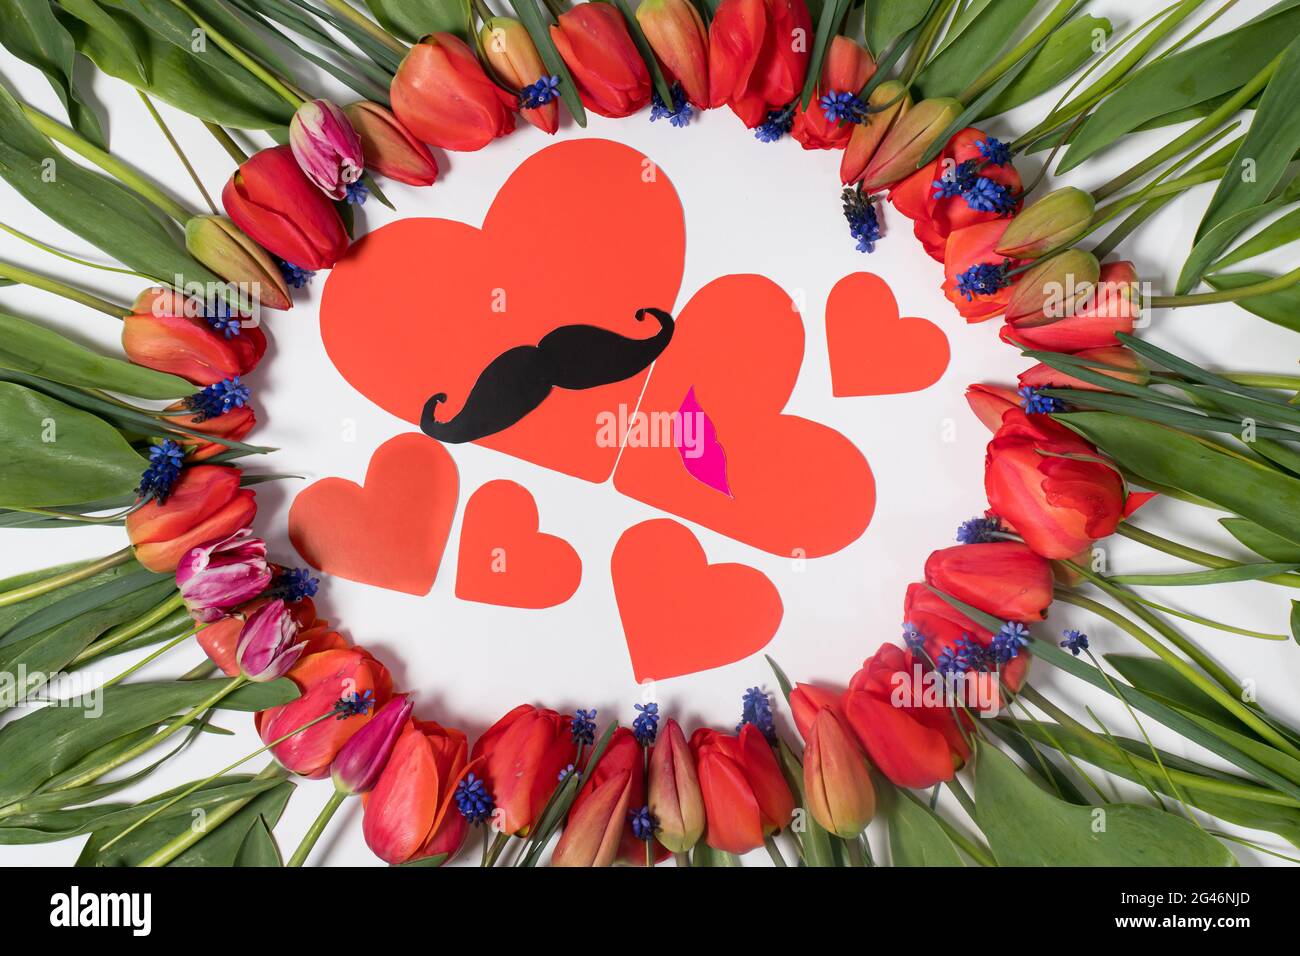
(288, 433, 458, 595)
(319, 139, 686, 483)
(825, 271, 950, 396)
(455, 480, 581, 609)
(611, 519, 783, 681)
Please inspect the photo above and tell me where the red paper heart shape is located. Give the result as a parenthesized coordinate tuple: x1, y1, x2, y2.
(612, 519, 783, 681)
(319, 139, 686, 483)
(826, 271, 950, 396)
(613, 274, 875, 558)
(455, 480, 581, 608)
(288, 433, 458, 595)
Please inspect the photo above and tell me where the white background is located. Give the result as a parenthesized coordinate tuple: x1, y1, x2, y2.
(1, 0, 1296, 866)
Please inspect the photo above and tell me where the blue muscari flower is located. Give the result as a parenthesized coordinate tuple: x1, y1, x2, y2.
(203, 302, 243, 338)
(902, 620, 927, 651)
(963, 176, 1016, 214)
(455, 773, 495, 825)
(956, 515, 1002, 544)
(650, 83, 693, 128)
(185, 376, 251, 421)
(938, 634, 989, 674)
(629, 805, 657, 841)
(999, 621, 1031, 652)
(518, 75, 560, 109)
(1018, 386, 1065, 415)
(335, 689, 374, 718)
(754, 103, 795, 142)
(345, 180, 368, 205)
(572, 708, 597, 746)
(842, 187, 882, 253)
(558, 763, 579, 783)
(277, 259, 315, 289)
(136, 440, 185, 504)
(819, 89, 866, 125)
(933, 159, 978, 200)
(954, 261, 1010, 301)
(633, 702, 660, 745)
(1060, 628, 1089, 655)
(273, 567, 319, 603)
(737, 687, 775, 741)
(977, 137, 1012, 167)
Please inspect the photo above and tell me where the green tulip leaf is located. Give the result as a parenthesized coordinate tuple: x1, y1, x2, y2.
(915, 0, 1037, 101)
(883, 784, 965, 866)
(362, 0, 469, 41)
(1212, 206, 1300, 272)
(234, 814, 284, 866)
(0, 383, 145, 510)
(801, 0, 853, 108)
(979, 16, 1111, 119)
(974, 742, 1235, 865)
(1060, 0, 1300, 172)
(1204, 271, 1300, 333)
(1292, 601, 1300, 645)
(866, 0, 931, 56)
(1107, 563, 1299, 587)
(1221, 517, 1300, 563)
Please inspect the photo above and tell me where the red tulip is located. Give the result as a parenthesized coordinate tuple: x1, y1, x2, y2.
(552, 727, 639, 867)
(392, 33, 516, 151)
(1002, 260, 1141, 352)
(791, 36, 875, 150)
(804, 707, 875, 838)
(481, 17, 559, 134)
(221, 145, 349, 270)
(924, 542, 1053, 622)
(343, 101, 439, 186)
(890, 128, 1022, 261)
(363, 718, 473, 864)
(902, 582, 1028, 699)
(637, 0, 710, 108)
(965, 383, 1021, 432)
(789, 682, 844, 742)
(256, 647, 394, 779)
(942, 219, 1019, 322)
(471, 704, 576, 835)
(166, 402, 256, 461)
(1018, 345, 1147, 392)
(122, 288, 267, 387)
(708, 0, 812, 127)
(690, 724, 795, 854)
(551, 3, 652, 118)
(647, 718, 705, 854)
(126, 465, 256, 572)
(985, 408, 1125, 558)
(842, 643, 969, 788)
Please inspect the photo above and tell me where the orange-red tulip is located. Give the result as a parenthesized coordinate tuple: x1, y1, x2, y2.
(550, 3, 652, 118)
(965, 382, 1021, 432)
(1002, 260, 1141, 353)
(471, 704, 576, 835)
(924, 541, 1053, 622)
(647, 718, 705, 854)
(690, 724, 794, 854)
(122, 288, 267, 387)
(789, 682, 844, 742)
(126, 465, 256, 572)
(481, 17, 560, 134)
(708, 0, 812, 127)
(637, 0, 710, 108)
(804, 707, 875, 838)
(391, 33, 516, 151)
(942, 219, 1019, 322)
(552, 727, 639, 867)
(343, 101, 439, 185)
(791, 36, 875, 150)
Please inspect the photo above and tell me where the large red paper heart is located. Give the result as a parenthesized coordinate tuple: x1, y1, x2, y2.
(611, 519, 783, 682)
(288, 433, 458, 595)
(826, 271, 950, 396)
(319, 139, 686, 483)
(613, 274, 876, 558)
(455, 480, 581, 609)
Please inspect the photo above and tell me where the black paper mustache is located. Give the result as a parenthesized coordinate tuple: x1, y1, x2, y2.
(420, 308, 675, 444)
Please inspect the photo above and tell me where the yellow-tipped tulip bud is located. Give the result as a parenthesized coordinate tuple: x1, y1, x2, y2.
(1005, 248, 1101, 325)
(859, 97, 962, 191)
(996, 186, 1095, 259)
(184, 215, 291, 312)
(841, 81, 912, 185)
(804, 708, 875, 839)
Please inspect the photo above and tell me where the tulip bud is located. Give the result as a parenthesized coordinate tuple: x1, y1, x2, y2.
(126, 465, 257, 572)
(184, 216, 292, 312)
(552, 767, 634, 867)
(646, 719, 705, 853)
(236, 598, 305, 682)
(965, 383, 1021, 432)
(860, 97, 962, 191)
(841, 81, 910, 185)
(1004, 248, 1101, 324)
(391, 33, 516, 152)
(804, 708, 875, 838)
(289, 99, 364, 200)
(332, 695, 413, 794)
(637, 0, 710, 108)
(996, 186, 1095, 259)
(480, 17, 560, 134)
(175, 529, 271, 622)
(551, 3, 652, 118)
(166, 401, 256, 461)
(789, 682, 843, 741)
(343, 102, 439, 186)
(1003, 260, 1141, 351)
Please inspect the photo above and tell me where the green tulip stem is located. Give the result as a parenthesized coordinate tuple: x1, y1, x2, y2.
(203, 122, 249, 164)
(99, 626, 198, 689)
(481, 829, 512, 866)
(110, 710, 342, 853)
(0, 547, 132, 607)
(1118, 522, 1300, 590)
(959, 0, 1078, 103)
(287, 789, 348, 867)
(321, 0, 409, 55)
(0, 222, 148, 280)
(1148, 265, 1300, 309)
(1219, 373, 1300, 390)
(926, 805, 996, 867)
(138, 762, 287, 867)
(74, 593, 191, 669)
(52, 677, 248, 792)
(1090, 166, 1227, 228)
(0, 259, 130, 318)
(674, 851, 691, 867)
(165, 0, 304, 108)
(1052, 590, 1300, 762)
(19, 105, 193, 222)
(901, 0, 959, 87)
(762, 834, 788, 867)
(137, 92, 217, 215)
(1092, 51, 1284, 202)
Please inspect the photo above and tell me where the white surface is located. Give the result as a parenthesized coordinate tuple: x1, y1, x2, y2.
(1, 0, 1296, 866)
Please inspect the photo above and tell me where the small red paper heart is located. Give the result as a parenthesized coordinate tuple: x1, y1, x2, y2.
(611, 519, 783, 682)
(288, 433, 458, 596)
(455, 480, 581, 609)
(826, 271, 950, 396)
